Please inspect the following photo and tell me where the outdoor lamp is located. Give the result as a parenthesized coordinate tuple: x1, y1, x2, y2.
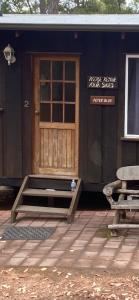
(3, 44, 16, 65)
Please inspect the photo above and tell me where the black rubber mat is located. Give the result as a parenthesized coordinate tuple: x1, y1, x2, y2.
(1, 226, 55, 240)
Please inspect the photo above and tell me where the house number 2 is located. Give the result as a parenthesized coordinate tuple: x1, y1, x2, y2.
(24, 100, 30, 108)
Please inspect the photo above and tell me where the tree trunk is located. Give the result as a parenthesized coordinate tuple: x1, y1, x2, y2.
(40, 0, 47, 13)
(47, 0, 59, 13)
(117, 0, 126, 11)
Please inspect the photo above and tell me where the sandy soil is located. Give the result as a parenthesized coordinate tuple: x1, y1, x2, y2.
(0, 267, 139, 299)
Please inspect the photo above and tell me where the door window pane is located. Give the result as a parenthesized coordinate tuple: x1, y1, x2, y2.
(40, 61, 50, 80)
(65, 104, 75, 123)
(65, 61, 75, 80)
(52, 83, 63, 102)
(52, 61, 63, 80)
(40, 103, 51, 122)
(65, 83, 75, 102)
(52, 104, 63, 122)
(40, 83, 50, 102)
(39, 58, 77, 124)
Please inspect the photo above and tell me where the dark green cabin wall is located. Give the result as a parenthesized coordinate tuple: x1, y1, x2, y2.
(1, 30, 139, 189)
(21, 31, 119, 185)
(0, 33, 22, 178)
(101, 34, 118, 183)
(4, 62, 22, 177)
(80, 32, 119, 184)
(22, 54, 33, 176)
(0, 60, 5, 176)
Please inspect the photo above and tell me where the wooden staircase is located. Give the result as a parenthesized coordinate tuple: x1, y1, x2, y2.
(11, 175, 82, 223)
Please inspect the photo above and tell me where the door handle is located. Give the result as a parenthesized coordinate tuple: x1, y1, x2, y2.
(35, 110, 40, 115)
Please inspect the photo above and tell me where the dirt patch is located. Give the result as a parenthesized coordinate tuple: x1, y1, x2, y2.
(0, 267, 139, 299)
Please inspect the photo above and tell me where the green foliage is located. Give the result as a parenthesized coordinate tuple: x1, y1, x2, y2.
(1, 0, 39, 13)
(1, 0, 139, 14)
(102, 0, 133, 13)
(128, 0, 139, 12)
(60, 0, 105, 14)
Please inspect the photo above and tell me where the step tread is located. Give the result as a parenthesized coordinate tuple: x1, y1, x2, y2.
(16, 205, 69, 215)
(22, 188, 73, 198)
(29, 174, 79, 180)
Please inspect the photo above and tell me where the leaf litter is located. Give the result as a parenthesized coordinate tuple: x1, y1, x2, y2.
(0, 267, 139, 299)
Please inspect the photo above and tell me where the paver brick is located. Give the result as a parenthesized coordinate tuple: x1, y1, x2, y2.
(0, 209, 139, 270)
(22, 242, 38, 250)
(91, 237, 107, 243)
(99, 248, 117, 257)
(80, 211, 95, 216)
(112, 260, 129, 269)
(86, 244, 103, 251)
(56, 258, 75, 267)
(69, 224, 85, 230)
(81, 251, 98, 259)
(120, 245, 137, 252)
(77, 233, 94, 241)
(130, 261, 139, 270)
(12, 250, 31, 258)
(30, 220, 46, 227)
(115, 252, 133, 261)
(63, 249, 82, 259)
(22, 257, 41, 266)
(40, 239, 57, 247)
(76, 259, 93, 268)
(7, 257, 25, 266)
(39, 258, 58, 267)
(54, 227, 68, 234)
(32, 246, 51, 254)
(104, 242, 122, 249)
(72, 240, 88, 247)
(124, 238, 138, 245)
(47, 250, 64, 258)
(93, 260, 110, 269)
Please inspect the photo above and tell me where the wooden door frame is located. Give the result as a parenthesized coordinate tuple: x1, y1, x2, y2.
(32, 54, 80, 176)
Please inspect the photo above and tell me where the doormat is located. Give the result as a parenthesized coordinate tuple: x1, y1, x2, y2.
(1, 226, 55, 240)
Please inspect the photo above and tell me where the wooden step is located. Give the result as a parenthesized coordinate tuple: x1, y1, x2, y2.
(16, 205, 69, 216)
(112, 199, 139, 210)
(11, 175, 82, 223)
(29, 174, 79, 180)
(22, 188, 73, 198)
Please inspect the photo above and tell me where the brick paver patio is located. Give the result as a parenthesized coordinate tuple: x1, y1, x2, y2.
(0, 209, 139, 270)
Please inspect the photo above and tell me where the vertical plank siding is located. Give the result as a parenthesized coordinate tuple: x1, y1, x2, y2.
(101, 34, 118, 183)
(0, 62, 5, 176)
(82, 32, 119, 184)
(5, 63, 22, 177)
(0, 41, 22, 178)
(22, 54, 33, 176)
(1, 30, 139, 189)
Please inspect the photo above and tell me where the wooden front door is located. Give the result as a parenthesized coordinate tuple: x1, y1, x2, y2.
(33, 55, 79, 176)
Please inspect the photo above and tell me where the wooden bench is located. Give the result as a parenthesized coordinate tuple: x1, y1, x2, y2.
(103, 166, 139, 236)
